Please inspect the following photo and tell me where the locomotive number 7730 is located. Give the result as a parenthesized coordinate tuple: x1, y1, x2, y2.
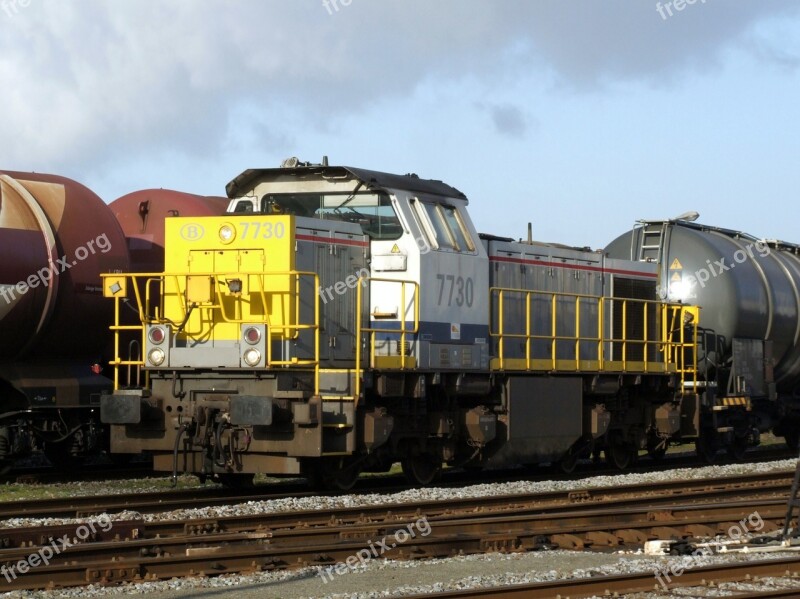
(436, 274, 474, 307)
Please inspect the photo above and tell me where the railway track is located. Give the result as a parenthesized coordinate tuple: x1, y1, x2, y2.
(400, 557, 800, 598)
(0, 469, 798, 591)
(0, 454, 794, 520)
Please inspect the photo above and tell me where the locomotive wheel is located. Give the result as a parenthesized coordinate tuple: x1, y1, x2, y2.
(646, 439, 667, 461)
(44, 445, 81, 470)
(556, 448, 581, 474)
(605, 442, 636, 470)
(402, 454, 442, 486)
(328, 467, 360, 491)
(729, 437, 748, 462)
(695, 433, 719, 464)
(307, 458, 362, 491)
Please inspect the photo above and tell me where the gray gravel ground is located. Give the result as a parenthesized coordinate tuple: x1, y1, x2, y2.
(2, 457, 799, 598)
(4, 549, 800, 599)
(2, 458, 796, 530)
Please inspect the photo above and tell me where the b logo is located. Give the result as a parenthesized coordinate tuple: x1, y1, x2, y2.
(180, 224, 205, 241)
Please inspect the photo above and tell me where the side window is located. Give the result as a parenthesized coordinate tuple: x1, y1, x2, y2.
(413, 201, 474, 253)
(423, 202, 458, 251)
(442, 206, 475, 252)
(233, 200, 254, 214)
(411, 199, 436, 249)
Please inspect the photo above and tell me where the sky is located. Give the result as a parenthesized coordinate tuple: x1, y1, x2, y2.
(1, 0, 799, 248)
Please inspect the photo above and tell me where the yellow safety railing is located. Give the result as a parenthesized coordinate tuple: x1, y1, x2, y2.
(663, 303, 700, 391)
(102, 271, 320, 394)
(354, 277, 419, 407)
(108, 293, 147, 392)
(489, 287, 699, 388)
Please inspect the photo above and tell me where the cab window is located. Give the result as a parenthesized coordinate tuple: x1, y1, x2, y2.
(422, 202, 457, 250)
(442, 205, 474, 252)
(232, 200, 254, 213)
(415, 201, 474, 253)
(260, 192, 402, 240)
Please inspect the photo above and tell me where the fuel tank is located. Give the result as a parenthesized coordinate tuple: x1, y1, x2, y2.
(0, 171, 129, 360)
(605, 220, 800, 392)
(110, 189, 228, 272)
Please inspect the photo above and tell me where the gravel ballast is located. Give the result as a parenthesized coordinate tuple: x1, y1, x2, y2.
(1, 457, 799, 597)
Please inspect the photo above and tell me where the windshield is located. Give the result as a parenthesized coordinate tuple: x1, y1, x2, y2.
(260, 192, 402, 240)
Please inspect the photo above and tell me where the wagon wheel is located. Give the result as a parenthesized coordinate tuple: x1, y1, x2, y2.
(402, 454, 442, 487)
(695, 432, 719, 464)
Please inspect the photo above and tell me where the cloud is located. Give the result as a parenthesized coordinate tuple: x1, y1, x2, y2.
(478, 103, 529, 139)
(0, 0, 798, 174)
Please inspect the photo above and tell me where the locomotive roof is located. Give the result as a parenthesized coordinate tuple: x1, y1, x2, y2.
(226, 165, 468, 202)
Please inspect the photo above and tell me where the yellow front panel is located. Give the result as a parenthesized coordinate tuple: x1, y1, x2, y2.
(163, 216, 296, 345)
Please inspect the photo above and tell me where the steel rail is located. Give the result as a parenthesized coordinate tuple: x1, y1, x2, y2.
(399, 557, 800, 598)
(0, 492, 797, 590)
(0, 465, 793, 521)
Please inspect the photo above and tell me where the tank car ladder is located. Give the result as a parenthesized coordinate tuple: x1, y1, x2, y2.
(781, 448, 800, 542)
(636, 223, 666, 262)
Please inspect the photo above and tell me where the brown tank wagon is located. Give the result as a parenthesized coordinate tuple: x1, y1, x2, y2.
(111, 189, 228, 273)
(0, 173, 227, 471)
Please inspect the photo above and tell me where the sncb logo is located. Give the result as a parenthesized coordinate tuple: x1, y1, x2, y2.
(180, 224, 205, 241)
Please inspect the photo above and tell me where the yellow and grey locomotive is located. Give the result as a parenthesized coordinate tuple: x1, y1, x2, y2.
(101, 160, 700, 488)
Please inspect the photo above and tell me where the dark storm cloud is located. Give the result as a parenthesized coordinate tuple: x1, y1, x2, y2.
(0, 0, 797, 170)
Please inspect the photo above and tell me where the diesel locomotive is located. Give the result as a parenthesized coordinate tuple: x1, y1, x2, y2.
(100, 160, 710, 488)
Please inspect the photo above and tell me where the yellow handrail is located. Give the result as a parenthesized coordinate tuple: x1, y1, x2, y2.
(489, 286, 699, 386)
(102, 271, 321, 394)
(355, 277, 420, 408)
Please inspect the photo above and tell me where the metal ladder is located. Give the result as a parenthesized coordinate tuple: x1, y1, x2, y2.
(637, 223, 665, 262)
(781, 448, 800, 541)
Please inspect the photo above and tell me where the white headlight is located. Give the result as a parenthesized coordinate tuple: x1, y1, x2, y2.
(243, 348, 262, 367)
(148, 348, 166, 366)
(219, 224, 236, 244)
